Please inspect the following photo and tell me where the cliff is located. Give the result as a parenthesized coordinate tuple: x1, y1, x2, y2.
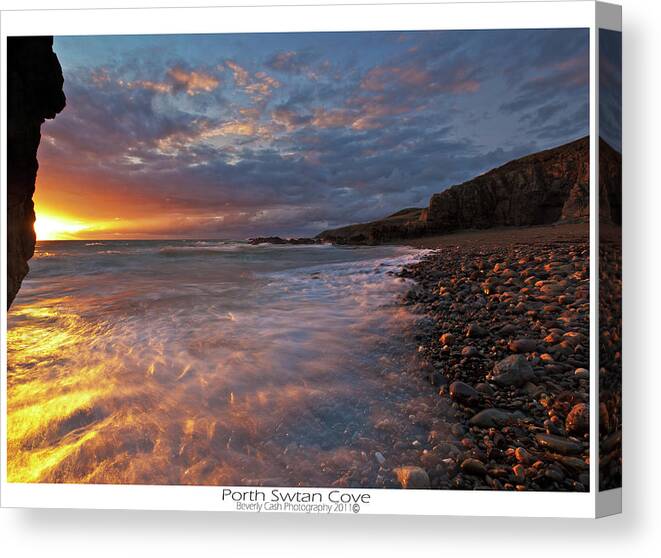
(318, 136, 621, 244)
(317, 207, 426, 245)
(6, 36, 66, 308)
(426, 137, 589, 231)
(599, 138, 622, 226)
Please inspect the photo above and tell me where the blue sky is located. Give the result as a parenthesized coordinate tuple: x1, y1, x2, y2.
(38, 28, 590, 238)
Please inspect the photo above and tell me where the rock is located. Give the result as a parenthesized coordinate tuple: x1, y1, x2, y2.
(544, 467, 565, 483)
(425, 137, 599, 230)
(439, 332, 456, 346)
(451, 423, 467, 437)
(7, 37, 66, 308)
(508, 338, 539, 353)
(565, 403, 589, 436)
(514, 447, 532, 464)
(461, 345, 480, 358)
(557, 456, 588, 471)
(460, 458, 486, 477)
(469, 408, 514, 428)
(499, 324, 518, 336)
(512, 464, 526, 482)
(248, 236, 318, 245)
(535, 433, 583, 455)
(599, 402, 611, 432)
(449, 381, 480, 405)
(490, 355, 535, 387)
(475, 382, 494, 395)
(575, 368, 590, 380)
(466, 323, 489, 338)
(394, 466, 430, 489)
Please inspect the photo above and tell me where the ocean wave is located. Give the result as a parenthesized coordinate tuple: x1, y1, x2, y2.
(158, 244, 247, 256)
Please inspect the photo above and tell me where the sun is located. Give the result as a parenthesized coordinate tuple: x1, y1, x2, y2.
(34, 214, 89, 240)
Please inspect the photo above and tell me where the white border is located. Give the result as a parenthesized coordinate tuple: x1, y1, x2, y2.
(1, 1, 601, 517)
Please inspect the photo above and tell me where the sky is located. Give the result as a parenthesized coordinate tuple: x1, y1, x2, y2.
(600, 29, 622, 153)
(34, 28, 590, 240)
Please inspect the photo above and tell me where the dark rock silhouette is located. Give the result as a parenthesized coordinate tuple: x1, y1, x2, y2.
(319, 136, 622, 245)
(7, 36, 65, 308)
(317, 207, 427, 245)
(248, 236, 319, 245)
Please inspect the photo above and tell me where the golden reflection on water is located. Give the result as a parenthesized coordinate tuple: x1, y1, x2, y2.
(8, 298, 112, 482)
(7, 249, 430, 487)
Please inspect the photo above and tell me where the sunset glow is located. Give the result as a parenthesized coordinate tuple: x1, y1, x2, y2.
(34, 214, 89, 240)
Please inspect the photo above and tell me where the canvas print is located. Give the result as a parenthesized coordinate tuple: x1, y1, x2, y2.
(6, 28, 600, 492)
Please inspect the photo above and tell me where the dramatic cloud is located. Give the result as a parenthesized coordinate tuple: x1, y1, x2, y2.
(36, 29, 590, 238)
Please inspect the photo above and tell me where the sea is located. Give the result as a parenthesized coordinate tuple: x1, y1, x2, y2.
(7, 239, 433, 486)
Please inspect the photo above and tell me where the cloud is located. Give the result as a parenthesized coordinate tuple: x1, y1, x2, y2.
(225, 60, 280, 103)
(361, 64, 479, 95)
(271, 105, 312, 130)
(167, 67, 219, 95)
(310, 108, 358, 129)
(117, 66, 219, 96)
(265, 50, 320, 76)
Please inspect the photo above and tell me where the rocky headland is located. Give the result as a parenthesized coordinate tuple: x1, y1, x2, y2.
(248, 236, 320, 245)
(318, 136, 621, 245)
(6, 36, 65, 308)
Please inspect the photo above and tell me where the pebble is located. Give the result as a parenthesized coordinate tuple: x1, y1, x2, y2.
(565, 403, 589, 436)
(461, 345, 480, 358)
(449, 381, 480, 405)
(515, 447, 532, 464)
(499, 324, 518, 336)
(512, 464, 526, 482)
(508, 338, 539, 353)
(460, 458, 487, 477)
(394, 466, 430, 489)
(440, 332, 456, 346)
(535, 433, 583, 455)
(469, 408, 514, 428)
(466, 323, 489, 338)
(475, 382, 494, 395)
(490, 354, 535, 387)
(575, 367, 590, 380)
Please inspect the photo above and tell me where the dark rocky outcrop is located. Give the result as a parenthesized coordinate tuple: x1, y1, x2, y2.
(599, 138, 622, 226)
(248, 236, 320, 245)
(317, 207, 426, 245)
(6, 36, 65, 308)
(318, 136, 622, 245)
